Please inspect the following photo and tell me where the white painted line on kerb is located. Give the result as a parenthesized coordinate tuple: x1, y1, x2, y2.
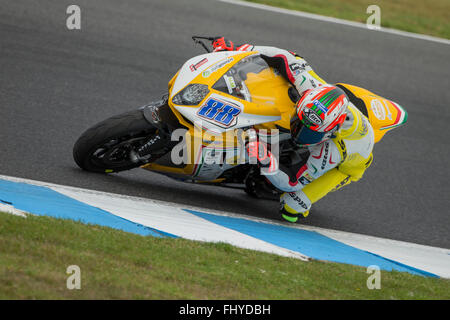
(0, 203, 27, 218)
(218, 0, 450, 45)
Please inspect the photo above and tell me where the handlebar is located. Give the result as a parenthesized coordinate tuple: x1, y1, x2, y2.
(192, 36, 215, 41)
(192, 36, 216, 53)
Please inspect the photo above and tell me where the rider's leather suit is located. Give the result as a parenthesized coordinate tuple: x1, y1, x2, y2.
(237, 44, 375, 220)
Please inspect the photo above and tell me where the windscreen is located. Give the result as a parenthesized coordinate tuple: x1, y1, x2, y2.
(212, 55, 271, 102)
(211, 54, 297, 109)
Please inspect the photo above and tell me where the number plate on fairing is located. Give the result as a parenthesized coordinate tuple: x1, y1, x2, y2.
(197, 97, 241, 128)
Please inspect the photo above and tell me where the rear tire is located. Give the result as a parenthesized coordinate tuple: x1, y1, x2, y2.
(73, 109, 157, 173)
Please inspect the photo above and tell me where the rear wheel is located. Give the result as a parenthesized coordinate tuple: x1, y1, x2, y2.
(73, 109, 157, 173)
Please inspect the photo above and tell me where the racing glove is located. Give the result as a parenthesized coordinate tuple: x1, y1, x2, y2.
(212, 37, 253, 52)
(212, 37, 235, 52)
(246, 129, 278, 174)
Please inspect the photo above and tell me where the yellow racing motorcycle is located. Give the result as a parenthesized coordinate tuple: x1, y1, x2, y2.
(73, 36, 407, 198)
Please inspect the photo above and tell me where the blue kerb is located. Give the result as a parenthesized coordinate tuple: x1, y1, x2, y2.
(0, 179, 176, 238)
(185, 209, 438, 278)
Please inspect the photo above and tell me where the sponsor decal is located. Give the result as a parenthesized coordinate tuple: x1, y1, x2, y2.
(358, 117, 369, 136)
(313, 99, 328, 113)
(304, 108, 323, 125)
(202, 70, 211, 78)
(383, 100, 393, 120)
(336, 139, 347, 160)
(298, 172, 313, 186)
(194, 146, 242, 178)
(197, 98, 241, 128)
(203, 148, 223, 165)
(202, 57, 234, 75)
(370, 99, 386, 120)
(320, 143, 329, 170)
(304, 172, 313, 181)
(299, 75, 306, 85)
(224, 75, 236, 94)
(289, 63, 304, 76)
(288, 192, 309, 210)
(332, 176, 350, 191)
(189, 58, 208, 72)
(289, 63, 308, 71)
(365, 154, 373, 168)
(298, 176, 310, 186)
(140, 134, 161, 152)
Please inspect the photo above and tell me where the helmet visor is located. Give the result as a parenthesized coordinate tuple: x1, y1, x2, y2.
(291, 119, 326, 146)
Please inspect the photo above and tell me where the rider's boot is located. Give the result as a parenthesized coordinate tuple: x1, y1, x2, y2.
(279, 191, 312, 223)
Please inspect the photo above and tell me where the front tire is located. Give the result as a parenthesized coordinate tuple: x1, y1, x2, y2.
(73, 109, 157, 173)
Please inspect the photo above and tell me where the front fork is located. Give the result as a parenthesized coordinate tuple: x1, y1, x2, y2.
(133, 96, 179, 163)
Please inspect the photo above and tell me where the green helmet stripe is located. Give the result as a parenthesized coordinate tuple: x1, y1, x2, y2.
(320, 89, 339, 107)
(310, 104, 322, 115)
(320, 88, 344, 108)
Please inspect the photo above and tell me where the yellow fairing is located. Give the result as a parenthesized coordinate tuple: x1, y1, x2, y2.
(337, 83, 408, 143)
(142, 126, 245, 181)
(246, 68, 296, 131)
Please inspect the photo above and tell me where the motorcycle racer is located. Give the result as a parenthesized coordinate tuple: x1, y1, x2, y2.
(213, 37, 375, 222)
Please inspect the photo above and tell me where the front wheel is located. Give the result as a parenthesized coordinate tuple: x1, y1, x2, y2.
(73, 109, 158, 173)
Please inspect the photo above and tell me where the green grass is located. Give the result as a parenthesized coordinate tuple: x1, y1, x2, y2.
(244, 0, 450, 39)
(0, 211, 449, 299)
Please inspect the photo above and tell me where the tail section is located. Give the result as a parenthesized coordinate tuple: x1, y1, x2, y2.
(336, 83, 408, 143)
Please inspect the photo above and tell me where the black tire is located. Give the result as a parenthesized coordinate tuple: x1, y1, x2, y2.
(73, 109, 157, 173)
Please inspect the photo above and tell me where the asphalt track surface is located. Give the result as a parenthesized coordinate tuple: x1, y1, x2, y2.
(1, 0, 449, 248)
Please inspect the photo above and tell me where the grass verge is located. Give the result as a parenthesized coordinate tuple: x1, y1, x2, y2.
(0, 211, 449, 299)
(244, 0, 450, 39)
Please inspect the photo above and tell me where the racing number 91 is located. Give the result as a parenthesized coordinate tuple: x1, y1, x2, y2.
(197, 98, 241, 127)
